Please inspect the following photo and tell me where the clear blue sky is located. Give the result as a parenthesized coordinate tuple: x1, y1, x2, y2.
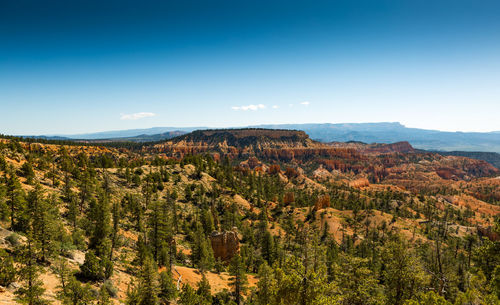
(1, 0, 499, 135)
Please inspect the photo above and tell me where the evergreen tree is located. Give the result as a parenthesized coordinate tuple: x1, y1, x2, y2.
(87, 192, 114, 279)
(191, 222, 215, 272)
(6, 165, 24, 230)
(196, 273, 212, 304)
(88, 193, 112, 256)
(80, 250, 104, 281)
(98, 285, 112, 305)
(335, 254, 384, 305)
(57, 275, 95, 305)
(0, 182, 8, 221)
(179, 284, 202, 305)
(381, 236, 430, 304)
(21, 161, 35, 185)
(0, 248, 16, 286)
(403, 291, 451, 305)
(229, 253, 248, 305)
(110, 200, 121, 261)
(255, 262, 276, 305)
(30, 188, 58, 263)
(158, 270, 177, 303)
(137, 254, 159, 305)
(66, 196, 79, 230)
(15, 234, 48, 305)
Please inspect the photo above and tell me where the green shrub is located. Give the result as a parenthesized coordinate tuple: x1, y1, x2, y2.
(80, 251, 104, 281)
(0, 249, 16, 286)
(102, 280, 118, 298)
(5, 233, 20, 247)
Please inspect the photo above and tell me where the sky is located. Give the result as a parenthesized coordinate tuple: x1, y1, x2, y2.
(1, 0, 500, 135)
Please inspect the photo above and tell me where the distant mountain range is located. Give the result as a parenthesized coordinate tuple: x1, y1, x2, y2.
(252, 123, 500, 153)
(432, 151, 500, 169)
(38, 127, 202, 140)
(25, 122, 500, 153)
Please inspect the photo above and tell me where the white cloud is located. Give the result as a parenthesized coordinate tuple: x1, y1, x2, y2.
(231, 104, 266, 111)
(289, 104, 294, 107)
(120, 112, 156, 120)
(272, 105, 279, 109)
(300, 101, 310, 106)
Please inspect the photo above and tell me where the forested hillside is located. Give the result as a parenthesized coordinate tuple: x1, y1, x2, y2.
(0, 131, 499, 304)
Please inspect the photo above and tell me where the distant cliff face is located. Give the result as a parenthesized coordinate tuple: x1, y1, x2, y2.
(170, 128, 311, 147)
(146, 128, 499, 183)
(361, 141, 415, 154)
(253, 122, 500, 153)
(179, 128, 309, 142)
(151, 128, 319, 159)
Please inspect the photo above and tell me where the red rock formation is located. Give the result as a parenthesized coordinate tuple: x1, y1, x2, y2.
(283, 192, 295, 205)
(314, 195, 331, 211)
(268, 164, 281, 175)
(436, 167, 463, 180)
(477, 226, 500, 241)
(285, 167, 299, 179)
(247, 157, 261, 169)
(209, 231, 240, 262)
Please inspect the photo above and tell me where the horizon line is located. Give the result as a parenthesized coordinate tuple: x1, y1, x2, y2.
(8, 121, 500, 137)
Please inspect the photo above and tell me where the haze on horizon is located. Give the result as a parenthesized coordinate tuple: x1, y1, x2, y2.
(1, 0, 500, 135)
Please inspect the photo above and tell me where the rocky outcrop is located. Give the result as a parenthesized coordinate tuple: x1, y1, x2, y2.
(149, 129, 498, 184)
(314, 195, 331, 211)
(349, 178, 370, 188)
(209, 231, 240, 262)
(312, 165, 332, 180)
(150, 128, 325, 160)
(362, 141, 415, 154)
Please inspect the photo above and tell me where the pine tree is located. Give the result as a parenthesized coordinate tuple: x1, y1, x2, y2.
(21, 161, 35, 185)
(78, 169, 93, 213)
(137, 254, 159, 305)
(0, 248, 16, 286)
(229, 253, 248, 305)
(148, 198, 164, 262)
(66, 196, 79, 230)
(80, 250, 104, 281)
(57, 275, 94, 305)
(6, 165, 24, 230)
(125, 280, 141, 305)
(30, 187, 58, 263)
(255, 262, 277, 305)
(257, 208, 275, 265)
(335, 254, 384, 305)
(201, 208, 215, 235)
(110, 200, 121, 261)
(158, 270, 177, 303)
(83, 192, 114, 280)
(382, 236, 429, 304)
(196, 273, 212, 304)
(191, 222, 214, 272)
(88, 193, 112, 256)
(15, 233, 48, 305)
(53, 259, 71, 294)
(0, 182, 8, 221)
(179, 284, 202, 305)
(125, 167, 132, 185)
(98, 284, 112, 305)
(170, 191, 179, 233)
(403, 291, 451, 305)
